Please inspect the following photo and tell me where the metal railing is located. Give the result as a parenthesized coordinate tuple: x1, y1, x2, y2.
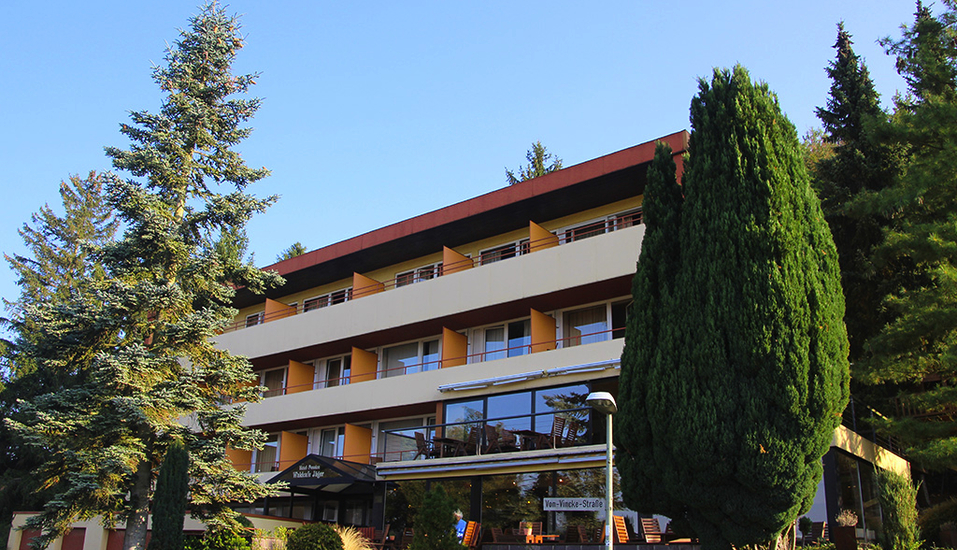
(223, 214, 641, 333)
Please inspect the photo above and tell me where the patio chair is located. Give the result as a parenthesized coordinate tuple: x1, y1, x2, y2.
(371, 524, 391, 550)
(639, 517, 662, 544)
(547, 417, 566, 449)
(490, 528, 520, 544)
(484, 425, 519, 453)
(562, 419, 581, 447)
(518, 521, 542, 536)
(564, 524, 590, 543)
(461, 427, 480, 456)
(358, 527, 375, 543)
(462, 521, 481, 550)
(413, 432, 436, 460)
(613, 516, 632, 544)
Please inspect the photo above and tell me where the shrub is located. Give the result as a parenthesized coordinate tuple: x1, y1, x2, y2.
(918, 498, 957, 546)
(287, 523, 344, 550)
(877, 469, 920, 550)
(183, 531, 251, 550)
(409, 486, 460, 550)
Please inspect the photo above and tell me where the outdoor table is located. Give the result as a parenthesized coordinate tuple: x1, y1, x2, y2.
(432, 436, 463, 457)
(511, 429, 548, 451)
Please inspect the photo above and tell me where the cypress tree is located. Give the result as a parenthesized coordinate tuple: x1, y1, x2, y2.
(619, 66, 850, 550)
(147, 440, 190, 550)
(6, 4, 282, 549)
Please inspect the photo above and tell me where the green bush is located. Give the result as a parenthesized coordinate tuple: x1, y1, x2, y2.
(183, 531, 251, 550)
(409, 486, 460, 550)
(877, 469, 921, 550)
(918, 498, 957, 547)
(287, 523, 344, 550)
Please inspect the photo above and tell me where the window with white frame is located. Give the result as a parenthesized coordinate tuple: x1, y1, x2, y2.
(376, 416, 436, 462)
(316, 354, 352, 388)
(253, 432, 279, 472)
(303, 288, 351, 312)
(260, 367, 286, 398)
(477, 319, 531, 361)
(396, 262, 443, 288)
(245, 312, 263, 327)
(559, 299, 631, 347)
(479, 239, 529, 265)
(559, 208, 644, 244)
(317, 427, 345, 459)
(380, 338, 440, 378)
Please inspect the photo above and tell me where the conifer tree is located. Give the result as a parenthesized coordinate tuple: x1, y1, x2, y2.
(0, 172, 118, 544)
(618, 66, 850, 550)
(6, 4, 282, 550)
(147, 440, 190, 550)
(505, 141, 563, 185)
(850, 0, 957, 471)
(812, 23, 905, 362)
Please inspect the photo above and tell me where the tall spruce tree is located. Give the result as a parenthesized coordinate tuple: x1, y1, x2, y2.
(851, 0, 957, 471)
(812, 23, 905, 363)
(0, 172, 118, 545)
(5, 4, 282, 550)
(618, 66, 850, 550)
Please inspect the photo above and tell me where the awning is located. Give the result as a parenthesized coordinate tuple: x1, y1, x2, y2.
(267, 454, 380, 495)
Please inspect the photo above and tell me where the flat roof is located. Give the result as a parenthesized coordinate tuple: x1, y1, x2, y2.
(235, 130, 688, 308)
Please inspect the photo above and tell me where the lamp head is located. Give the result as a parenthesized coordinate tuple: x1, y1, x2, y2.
(585, 391, 618, 415)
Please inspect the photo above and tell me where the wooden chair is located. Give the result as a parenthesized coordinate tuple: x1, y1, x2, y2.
(564, 525, 590, 543)
(519, 521, 542, 536)
(562, 419, 581, 447)
(484, 425, 519, 453)
(547, 417, 566, 449)
(462, 521, 481, 550)
(358, 527, 375, 543)
(490, 528, 520, 543)
(639, 517, 662, 544)
(371, 524, 391, 549)
(613, 516, 631, 544)
(413, 432, 435, 460)
(461, 427, 480, 455)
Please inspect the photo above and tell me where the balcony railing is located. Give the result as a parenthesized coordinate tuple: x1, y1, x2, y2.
(224, 213, 641, 333)
(379, 408, 596, 463)
(254, 326, 624, 398)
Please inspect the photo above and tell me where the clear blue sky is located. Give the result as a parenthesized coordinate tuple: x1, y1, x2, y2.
(0, 1, 916, 306)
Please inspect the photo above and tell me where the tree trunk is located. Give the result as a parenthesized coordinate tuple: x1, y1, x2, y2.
(123, 458, 153, 550)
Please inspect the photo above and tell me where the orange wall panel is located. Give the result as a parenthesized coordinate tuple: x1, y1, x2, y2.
(441, 328, 468, 368)
(529, 221, 559, 252)
(226, 447, 253, 471)
(344, 423, 373, 464)
(279, 431, 308, 470)
(530, 308, 557, 353)
(351, 347, 378, 383)
(287, 360, 315, 394)
(353, 272, 384, 299)
(443, 246, 472, 275)
(264, 298, 296, 322)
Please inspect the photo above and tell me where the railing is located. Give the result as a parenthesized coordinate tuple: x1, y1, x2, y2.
(223, 213, 641, 333)
(254, 326, 624, 398)
(379, 408, 595, 463)
(842, 396, 904, 456)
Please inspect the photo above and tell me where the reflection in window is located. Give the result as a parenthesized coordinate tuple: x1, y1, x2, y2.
(378, 417, 435, 462)
(319, 427, 345, 459)
(253, 433, 278, 472)
(261, 368, 286, 398)
(382, 339, 440, 377)
(563, 306, 608, 347)
(323, 356, 351, 388)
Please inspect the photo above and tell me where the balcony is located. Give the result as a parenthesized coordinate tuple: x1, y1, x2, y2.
(215, 221, 643, 360)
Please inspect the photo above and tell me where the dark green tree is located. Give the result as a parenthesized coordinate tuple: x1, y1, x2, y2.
(850, 0, 957, 471)
(147, 440, 190, 550)
(505, 141, 563, 185)
(276, 242, 308, 262)
(812, 23, 906, 362)
(618, 66, 850, 550)
(6, 4, 282, 550)
(0, 172, 118, 545)
(876, 469, 921, 550)
(409, 486, 460, 550)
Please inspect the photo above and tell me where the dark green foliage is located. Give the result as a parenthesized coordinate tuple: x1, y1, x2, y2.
(183, 531, 251, 550)
(5, 4, 282, 550)
(876, 469, 920, 550)
(505, 141, 563, 185)
(147, 440, 190, 550)
(916, 498, 957, 546)
(811, 23, 906, 363)
(286, 523, 343, 550)
(277, 242, 308, 262)
(618, 66, 850, 550)
(409, 486, 460, 550)
(850, 0, 957, 471)
(0, 172, 118, 546)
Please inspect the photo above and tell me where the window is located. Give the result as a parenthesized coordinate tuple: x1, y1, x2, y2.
(396, 262, 443, 288)
(245, 312, 263, 327)
(318, 427, 345, 459)
(261, 368, 286, 398)
(611, 300, 629, 339)
(303, 288, 351, 312)
(253, 433, 279, 472)
(481, 320, 531, 360)
(563, 305, 608, 347)
(319, 355, 352, 388)
(560, 209, 644, 244)
(479, 240, 529, 265)
(378, 416, 436, 462)
(610, 208, 642, 230)
(381, 339, 440, 378)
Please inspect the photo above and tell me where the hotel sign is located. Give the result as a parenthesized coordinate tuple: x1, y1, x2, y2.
(293, 462, 328, 480)
(543, 498, 605, 511)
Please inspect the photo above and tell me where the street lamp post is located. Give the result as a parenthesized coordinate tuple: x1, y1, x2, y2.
(586, 391, 617, 550)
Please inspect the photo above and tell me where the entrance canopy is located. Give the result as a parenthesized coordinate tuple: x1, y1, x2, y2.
(267, 454, 380, 495)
